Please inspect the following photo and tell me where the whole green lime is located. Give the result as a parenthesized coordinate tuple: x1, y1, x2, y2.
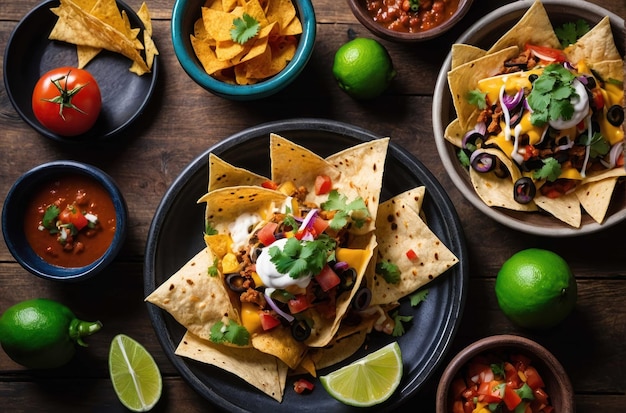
(495, 248, 577, 329)
(0, 298, 102, 369)
(332, 37, 396, 99)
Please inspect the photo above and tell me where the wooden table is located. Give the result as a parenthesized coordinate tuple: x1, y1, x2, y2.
(1, 0, 624, 411)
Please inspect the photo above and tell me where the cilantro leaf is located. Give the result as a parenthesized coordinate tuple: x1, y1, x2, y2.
(321, 190, 370, 230)
(527, 64, 577, 127)
(391, 311, 413, 337)
(210, 319, 250, 346)
(230, 13, 260, 44)
(457, 149, 471, 168)
(42, 204, 60, 229)
(555, 19, 590, 48)
(208, 257, 219, 277)
(533, 157, 561, 181)
(376, 260, 401, 284)
(409, 289, 429, 306)
(205, 221, 218, 235)
(467, 89, 487, 109)
(580, 132, 610, 158)
(269, 237, 335, 279)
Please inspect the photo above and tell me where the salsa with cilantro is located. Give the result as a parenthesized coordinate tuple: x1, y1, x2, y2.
(23, 174, 116, 268)
(364, 0, 460, 33)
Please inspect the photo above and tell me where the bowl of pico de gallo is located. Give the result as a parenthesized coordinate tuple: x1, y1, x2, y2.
(436, 334, 574, 413)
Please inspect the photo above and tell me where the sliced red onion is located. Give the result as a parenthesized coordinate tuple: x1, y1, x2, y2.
(501, 88, 525, 110)
(474, 121, 487, 136)
(298, 208, 318, 232)
(264, 289, 294, 322)
(333, 261, 349, 272)
(470, 150, 497, 173)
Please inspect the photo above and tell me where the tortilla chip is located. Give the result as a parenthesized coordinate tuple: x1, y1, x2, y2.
(175, 330, 288, 401)
(451, 43, 486, 70)
(208, 153, 269, 191)
(448, 46, 520, 130)
(251, 325, 308, 369)
(533, 192, 582, 228)
(370, 188, 458, 305)
(326, 138, 390, 234)
(487, 0, 560, 54)
(564, 17, 621, 65)
(576, 177, 619, 224)
(145, 248, 241, 342)
(270, 133, 343, 205)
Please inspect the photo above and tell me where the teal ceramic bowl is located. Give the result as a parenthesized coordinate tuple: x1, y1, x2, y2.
(171, 0, 316, 100)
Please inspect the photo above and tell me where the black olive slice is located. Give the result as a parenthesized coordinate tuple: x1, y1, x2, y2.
(513, 177, 536, 204)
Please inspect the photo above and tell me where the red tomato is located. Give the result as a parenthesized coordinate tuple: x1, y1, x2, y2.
(32, 67, 102, 136)
(406, 249, 418, 260)
(310, 216, 329, 236)
(259, 312, 280, 331)
(257, 222, 278, 246)
(524, 44, 567, 63)
(293, 378, 314, 394)
(261, 180, 278, 190)
(58, 204, 89, 231)
(503, 384, 522, 410)
(314, 175, 332, 195)
(288, 294, 309, 314)
(315, 265, 341, 292)
(524, 366, 545, 390)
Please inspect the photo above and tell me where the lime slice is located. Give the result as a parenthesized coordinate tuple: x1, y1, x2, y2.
(320, 341, 402, 407)
(109, 334, 162, 412)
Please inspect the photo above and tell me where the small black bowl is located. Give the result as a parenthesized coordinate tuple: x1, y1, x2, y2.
(2, 161, 128, 282)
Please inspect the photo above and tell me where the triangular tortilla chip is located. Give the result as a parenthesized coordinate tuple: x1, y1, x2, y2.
(576, 177, 619, 224)
(175, 330, 288, 401)
(145, 248, 241, 342)
(451, 43, 486, 70)
(534, 192, 582, 228)
(208, 153, 269, 192)
(564, 16, 621, 65)
(370, 188, 459, 305)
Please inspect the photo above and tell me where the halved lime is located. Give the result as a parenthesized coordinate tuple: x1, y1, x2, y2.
(320, 341, 402, 407)
(109, 334, 162, 412)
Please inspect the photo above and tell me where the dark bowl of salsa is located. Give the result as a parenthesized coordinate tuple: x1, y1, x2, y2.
(435, 335, 575, 413)
(347, 0, 473, 42)
(2, 161, 127, 282)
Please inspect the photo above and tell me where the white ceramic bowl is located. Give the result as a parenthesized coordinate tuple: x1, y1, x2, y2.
(432, 0, 625, 237)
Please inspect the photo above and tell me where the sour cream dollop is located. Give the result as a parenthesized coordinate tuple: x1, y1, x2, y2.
(255, 238, 312, 289)
(549, 79, 589, 130)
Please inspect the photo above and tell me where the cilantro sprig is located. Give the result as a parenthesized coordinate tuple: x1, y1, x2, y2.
(532, 157, 561, 182)
(321, 190, 370, 230)
(230, 13, 260, 44)
(467, 89, 487, 110)
(376, 261, 401, 284)
(391, 311, 413, 337)
(555, 19, 590, 48)
(527, 64, 577, 126)
(580, 132, 610, 159)
(269, 236, 336, 279)
(210, 319, 250, 346)
(42, 205, 60, 230)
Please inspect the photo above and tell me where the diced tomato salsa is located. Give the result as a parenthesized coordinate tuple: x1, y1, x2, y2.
(364, 0, 460, 33)
(450, 353, 554, 413)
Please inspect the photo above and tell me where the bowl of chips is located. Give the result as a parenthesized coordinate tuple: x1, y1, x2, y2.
(347, 0, 474, 43)
(432, 0, 626, 236)
(171, 0, 316, 100)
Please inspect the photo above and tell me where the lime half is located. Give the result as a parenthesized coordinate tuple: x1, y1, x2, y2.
(320, 341, 402, 407)
(109, 334, 162, 412)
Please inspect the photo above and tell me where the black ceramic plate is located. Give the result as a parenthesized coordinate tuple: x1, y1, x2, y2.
(3, 0, 158, 143)
(144, 119, 468, 412)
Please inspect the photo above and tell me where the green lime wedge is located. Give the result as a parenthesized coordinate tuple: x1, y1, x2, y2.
(109, 334, 162, 412)
(320, 341, 402, 407)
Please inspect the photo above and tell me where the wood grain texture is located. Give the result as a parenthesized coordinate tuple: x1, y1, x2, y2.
(0, 0, 624, 411)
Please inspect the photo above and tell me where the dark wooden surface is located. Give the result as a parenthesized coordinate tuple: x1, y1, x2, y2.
(1, 0, 625, 411)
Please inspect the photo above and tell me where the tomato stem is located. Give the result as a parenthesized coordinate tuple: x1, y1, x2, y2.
(42, 70, 90, 120)
(69, 318, 103, 347)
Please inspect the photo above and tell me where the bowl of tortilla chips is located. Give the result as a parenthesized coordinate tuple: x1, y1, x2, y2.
(171, 0, 316, 100)
(432, 0, 626, 236)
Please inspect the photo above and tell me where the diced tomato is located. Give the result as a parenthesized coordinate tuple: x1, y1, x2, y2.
(288, 294, 309, 314)
(406, 249, 418, 260)
(466, 362, 493, 384)
(539, 179, 576, 199)
(450, 377, 467, 398)
(590, 88, 604, 110)
(310, 216, 329, 236)
(259, 312, 281, 331)
(616, 151, 624, 167)
(314, 175, 332, 195)
(293, 378, 314, 394)
(451, 400, 465, 413)
(522, 145, 539, 161)
(524, 44, 567, 63)
(462, 401, 475, 413)
(503, 384, 522, 410)
(533, 387, 550, 406)
(257, 222, 278, 246)
(477, 380, 502, 403)
(524, 366, 545, 390)
(315, 265, 341, 292)
(59, 205, 89, 231)
(261, 180, 278, 190)
(504, 362, 522, 388)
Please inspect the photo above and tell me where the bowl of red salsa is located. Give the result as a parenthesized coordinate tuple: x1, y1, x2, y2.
(2, 161, 127, 282)
(436, 335, 574, 413)
(347, 0, 473, 42)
